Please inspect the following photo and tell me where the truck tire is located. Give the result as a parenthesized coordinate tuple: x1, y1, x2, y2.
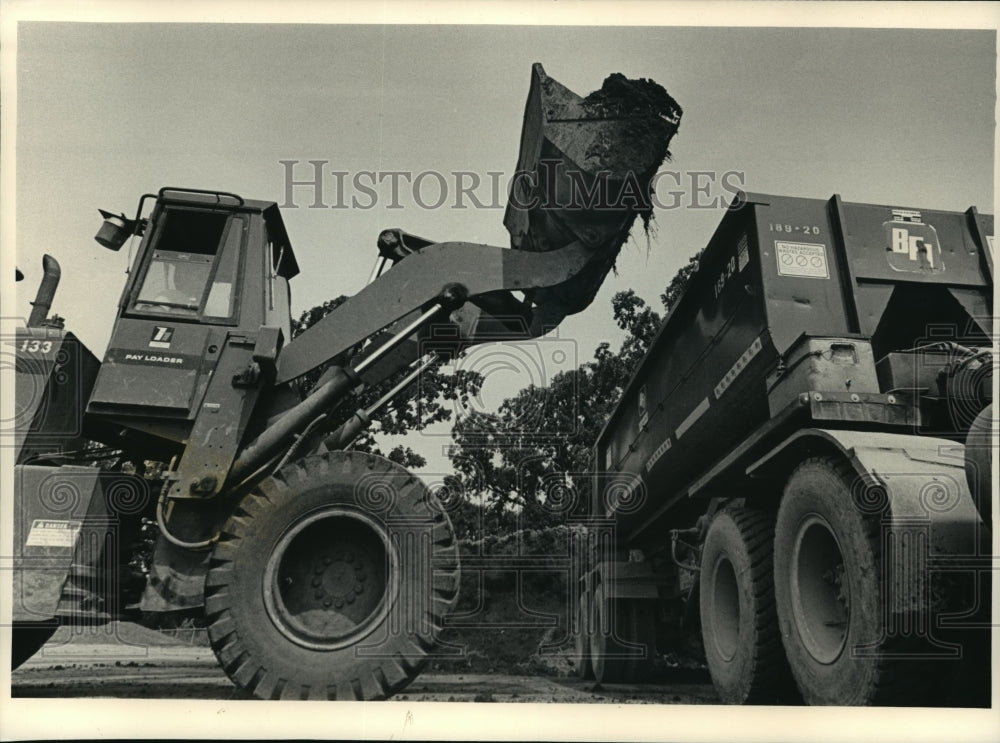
(626, 600, 658, 682)
(204, 451, 459, 700)
(965, 404, 992, 526)
(589, 583, 657, 683)
(11, 620, 59, 670)
(699, 508, 796, 704)
(773, 457, 929, 705)
(573, 588, 594, 679)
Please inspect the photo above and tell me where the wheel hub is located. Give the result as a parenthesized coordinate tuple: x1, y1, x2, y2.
(710, 555, 741, 662)
(309, 551, 368, 607)
(263, 507, 398, 651)
(790, 515, 849, 664)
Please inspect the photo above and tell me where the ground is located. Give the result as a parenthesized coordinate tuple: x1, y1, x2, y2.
(10, 620, 719, 704)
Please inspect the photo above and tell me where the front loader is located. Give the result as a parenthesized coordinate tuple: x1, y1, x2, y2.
(9, 64, 682, 699)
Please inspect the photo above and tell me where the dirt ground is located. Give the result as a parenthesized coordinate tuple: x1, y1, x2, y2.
(10, 622, 719, 704)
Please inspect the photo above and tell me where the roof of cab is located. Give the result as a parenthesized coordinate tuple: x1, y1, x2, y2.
(155, 187, 300, 279)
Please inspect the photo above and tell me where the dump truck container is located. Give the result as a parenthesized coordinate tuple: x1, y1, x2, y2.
(577, 192, 992, 706)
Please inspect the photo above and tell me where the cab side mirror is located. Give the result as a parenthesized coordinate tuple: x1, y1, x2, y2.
(95, 209, 144, 251)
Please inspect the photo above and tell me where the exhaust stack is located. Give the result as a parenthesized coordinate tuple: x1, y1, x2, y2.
(27, 254, 61, 328)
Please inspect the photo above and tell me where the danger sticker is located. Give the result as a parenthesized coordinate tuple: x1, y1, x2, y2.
(25, 519, 82, 548)
(775, 241, 829, 279)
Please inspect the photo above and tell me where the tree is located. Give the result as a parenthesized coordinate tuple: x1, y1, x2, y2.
(660, 252, 702, 314)
(294, 296, 483, 469)
(611, 288, 662, 368)
(446, 251, 702, 536)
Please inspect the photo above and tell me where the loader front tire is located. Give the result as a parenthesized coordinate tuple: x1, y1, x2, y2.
(205, 451, 459, 700)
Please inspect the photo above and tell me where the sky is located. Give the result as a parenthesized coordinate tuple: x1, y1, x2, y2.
(7, 17, 996, 475)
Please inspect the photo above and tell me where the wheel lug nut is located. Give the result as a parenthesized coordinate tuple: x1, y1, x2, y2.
(323, 557, 332, 565)
(346, 595, 356, 605)
(334, 600, 344, 609)
(311, 578, 321, 587)
(323, 599, 332, 608)
(354, 585, 364, 595)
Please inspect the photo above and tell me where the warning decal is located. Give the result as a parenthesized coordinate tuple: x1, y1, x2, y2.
(25, 519, 82, 548)
(637, 384, 649, 429)
(645, 436, 672, 473)
(775, 241, 829, 279)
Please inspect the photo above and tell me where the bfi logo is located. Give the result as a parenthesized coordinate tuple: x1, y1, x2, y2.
(891, 227, 933, 266)
(884, 218, 943, 274)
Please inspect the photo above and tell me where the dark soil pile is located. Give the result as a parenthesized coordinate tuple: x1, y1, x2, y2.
(580, 72, 682, 175)
(430, 527, 580, 677)
(583, 72, 682, 125)
(429, 526, 709, 680)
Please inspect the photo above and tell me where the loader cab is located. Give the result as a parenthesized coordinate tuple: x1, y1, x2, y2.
(123, 190, 299, 331)
(85, 188, 298, 452)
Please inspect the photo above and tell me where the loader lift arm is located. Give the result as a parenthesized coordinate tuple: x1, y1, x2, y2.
(274, 236, 596, 385)
(226, 235, 604, 489)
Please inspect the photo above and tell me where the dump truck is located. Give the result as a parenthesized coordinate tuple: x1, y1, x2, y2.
(8, 64, 682, 699)
(572, 191, 993, 706)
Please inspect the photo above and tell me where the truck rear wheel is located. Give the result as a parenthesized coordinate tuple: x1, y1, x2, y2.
(204, 451, 459, 700)
(773, 457, 928, 705)
(699, 508, 796, 704)
(965, 403, 992, 525)
(573, 588, 594, 679)
(589, 583, 657, 683)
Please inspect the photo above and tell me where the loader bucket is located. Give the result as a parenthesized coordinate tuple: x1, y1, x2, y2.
(504, 63, 682, 326)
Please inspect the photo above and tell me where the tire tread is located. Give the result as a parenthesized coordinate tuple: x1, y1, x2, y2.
(778, 456, 935, 706)
(703, 506, 797, 704)
(204, 450, 459, 701)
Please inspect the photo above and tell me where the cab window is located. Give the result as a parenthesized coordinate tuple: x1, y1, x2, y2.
(132, 208, 244, 321)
